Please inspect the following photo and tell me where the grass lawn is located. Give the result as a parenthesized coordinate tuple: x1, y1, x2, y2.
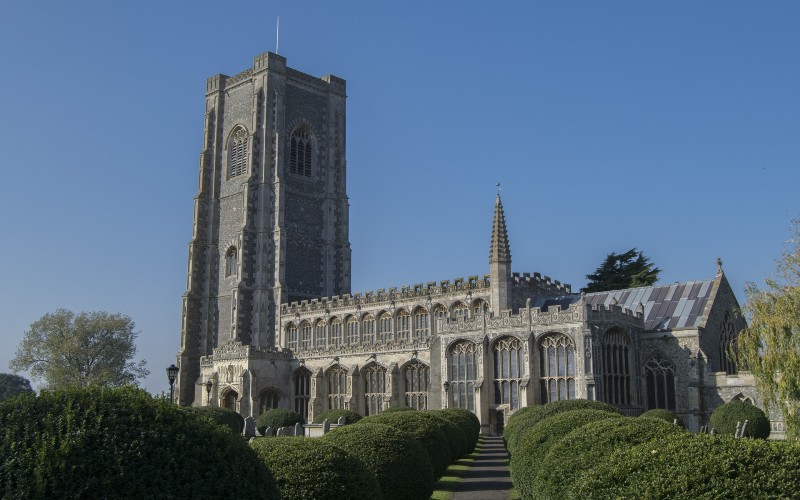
(429, 438, 480, 500)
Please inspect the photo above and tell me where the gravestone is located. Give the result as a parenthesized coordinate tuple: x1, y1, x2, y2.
(294, 422, 303, 436)
(337, 416, 347, 426)
(322, 419, 330, 434)
(265, 426, 273, 437)
(243, 416, 256, 438)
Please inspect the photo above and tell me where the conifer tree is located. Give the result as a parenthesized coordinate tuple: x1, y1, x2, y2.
(582, 248, 661, 293)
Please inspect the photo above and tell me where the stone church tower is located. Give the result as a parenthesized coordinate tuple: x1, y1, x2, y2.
(176, 52, 351, 405)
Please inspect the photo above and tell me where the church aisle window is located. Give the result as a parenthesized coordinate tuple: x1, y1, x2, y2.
(449, 341, 478, 411)
(363, 364, 387, 416)
(396, 310, 410, 342)
(645, 354, 676, 411)
(494, 337, 525, 410)
(294, 369, 311, 421)
(362, 315, 375, 345)
(603, 329, 631, 406)
(413, 308, 429, 340)
(258, 388, 281, 415)
(539, 334, 575, 403)
(405, 361, 430, 410)
(287, 324, 298, 351)
(327, 366, 349, 410)
(228, 127, 248, 178)
(315, 321, 327, 349)
(289, 126, 313, 176)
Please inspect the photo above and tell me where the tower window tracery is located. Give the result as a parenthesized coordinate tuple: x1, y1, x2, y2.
(289, 126, 313, 176)
(228, 127, 248, 178)
(539, 334, 575, 403)
(449, 341, 478, 411)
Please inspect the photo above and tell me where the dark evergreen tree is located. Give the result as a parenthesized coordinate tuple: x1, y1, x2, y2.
(582, 248, 661, 293)
(0, 373, 34, 401)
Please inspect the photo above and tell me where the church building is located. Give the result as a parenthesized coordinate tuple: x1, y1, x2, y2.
(175, 51, 772, 436)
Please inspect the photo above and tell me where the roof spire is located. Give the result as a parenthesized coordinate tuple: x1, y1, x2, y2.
(490, 189, 511, 263)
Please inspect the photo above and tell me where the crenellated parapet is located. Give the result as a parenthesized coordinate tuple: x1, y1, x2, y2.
(437, 302, 587, 335)
(586, 301, 644, 330)
(511, 272, 571, 295)
(200, 340, 294, 365)
(289, 338, 432, 360)
(281, 275, 491, 315)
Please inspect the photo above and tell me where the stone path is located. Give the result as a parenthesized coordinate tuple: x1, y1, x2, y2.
(451, 436, 513, 500)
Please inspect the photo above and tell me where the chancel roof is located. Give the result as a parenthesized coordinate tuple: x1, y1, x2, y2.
(530, 279, 717, 332)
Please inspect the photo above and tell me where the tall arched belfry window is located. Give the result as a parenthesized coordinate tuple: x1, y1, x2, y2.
(449, 341, 478, 411)
(289, 126, 312, 176)
(228, 127, 248, 178)
(539, 334, 575, 403)
(644, 354, 676, 411)
(720, 312, 738, 375)
(293, 368, 311, 421)
(225, 247, 237, 277)
(494, 337, 525, 410)
(603, 328, 631, 405)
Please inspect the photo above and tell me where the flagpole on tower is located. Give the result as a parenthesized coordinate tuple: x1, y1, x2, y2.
(276, 17, 280, 54)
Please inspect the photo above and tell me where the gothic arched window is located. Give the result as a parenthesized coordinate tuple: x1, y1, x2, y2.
(378, 312, 392, 343)
(225, 247, 237, 277)
(300, 322, 312, 350)
(330, 319, 343, 347)
(449, 341, 478, 411)
(289, 126, 312, 176)
(452, 302, 469, 321)
(327, 365, 349, 410)
(472, 299, 487, 318)
(645, 354, 676, 411)
(362, 315, 375, 345)
(293, 368, 311, 421)
(286, 323, 298, 351)
(539, 334, 576, 404)
(315, 321, 328, 349)
(258, 388, 281, 415)
(363, 364, 387, 416)
(395, 310, 410, 342)
(494, 337, 525, 410)
(347, 316, 359, 346)
(720, 312, 738, 375)
(228, 127, 248, 178)
(603, 328, 631, 406)
(413, 308, 429, 340)
(405, 361, 430, 410)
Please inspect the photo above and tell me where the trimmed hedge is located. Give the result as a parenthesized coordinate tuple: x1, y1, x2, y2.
(323, 422, 433, 500)
(257, 408, 304, 436)
(380, 406, 416, 414)
(250, 436, 382, 500)
(423, 412, 469, 460)
(574, 433, 800, 498)
(313, 408, 363, 424)
(183, 405, 245, 434)
(505, 400, 622, 454)
(639, 408, 685, 428)
(430, 409, 480, 453)
(360, 411, 452, 478)
(534, 417, 688, 499)
(0, 386, 278, 499)
(710, 400, 771, 439)
(510, 409, 622, 500)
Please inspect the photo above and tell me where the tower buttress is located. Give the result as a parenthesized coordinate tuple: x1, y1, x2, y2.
(489, 194, 512, 313)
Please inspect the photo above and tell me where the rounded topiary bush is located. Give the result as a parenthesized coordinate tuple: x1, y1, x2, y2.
(380, 406, 416, 414)
(183, 405, 245, 434)
(534, 416, 688, 499)
(505, 399, 622, 454)
(313, 408, 363, 424)
(360, 411, 452, 478)
(0, 386, 278, 499)
(430, 409, 480, 454)
(323, 422, 433, 500)
(423, 412, 469, 460)
(257, 408, 304, 436)
(639, 408, 685, 428)
(574, 433, 800, 499)
(250, 436, 382, 500)
(510, 409, 622, 500)
(710, 400, 771, 439)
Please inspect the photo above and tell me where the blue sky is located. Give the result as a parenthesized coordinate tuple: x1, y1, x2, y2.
(1, 1, 798, 395)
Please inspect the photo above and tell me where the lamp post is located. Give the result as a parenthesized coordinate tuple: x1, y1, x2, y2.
(206, 379, 213, 406)
(166, 364, 179, 404)
(443, 381, 450, 408)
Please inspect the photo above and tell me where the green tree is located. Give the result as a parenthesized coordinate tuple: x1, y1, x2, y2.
(0, 373, 34, 401)
(582, 248, 661, 293)
(736, 220, 800, 440)
(10, 309, 149, 389)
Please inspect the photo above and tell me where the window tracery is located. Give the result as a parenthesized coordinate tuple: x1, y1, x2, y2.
(413, 308, 429, 340)
(603, 328, 631, 405)
(395, 310, 410, 342)
(294, 368, 311, 421)
(258, 388, 280, 414)
(539, 334, 575, 403)
(363, 364, 387, 416)
(287, 324, 298, 351)
(362, 314, 375, 345)
(300, 322, 312, 350)
(228, 127, 248, 178)
(347, 317, 359, 346)
(404, 361, 430, 410)
(452, 302, 469, 321)
(327, 365, 348, 410)
(378, 312, 392, 343)
(644, 353, 676, 411)
(315, 321, 327, 349)
(449, 341, 478, 411)
(330, 319, 343, 347)
(720, 312, 738, 375)
(493, 337, 525, 410)
(289, 126, 312, 176)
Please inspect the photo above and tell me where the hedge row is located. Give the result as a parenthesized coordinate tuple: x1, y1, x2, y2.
(256, 408, 304, 435)
(0, 386, 279, 499)
(313, 408, 363, 424)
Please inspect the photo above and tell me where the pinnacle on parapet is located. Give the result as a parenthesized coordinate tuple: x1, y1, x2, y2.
(490, 194, 511, 263)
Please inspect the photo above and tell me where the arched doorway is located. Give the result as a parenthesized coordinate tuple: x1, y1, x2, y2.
(223, 390, 238, 411)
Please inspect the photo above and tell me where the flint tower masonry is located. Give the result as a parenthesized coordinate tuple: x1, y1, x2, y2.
(177, 52, 351, 405)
